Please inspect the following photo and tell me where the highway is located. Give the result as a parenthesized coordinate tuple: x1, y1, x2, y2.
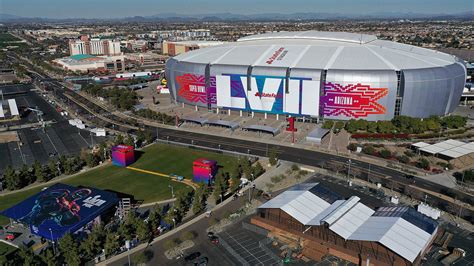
(25, 69, 473, 221)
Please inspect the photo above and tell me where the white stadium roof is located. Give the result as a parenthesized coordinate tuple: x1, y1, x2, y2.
(258, 184, 438, 263)
(174, 31, 458, 71)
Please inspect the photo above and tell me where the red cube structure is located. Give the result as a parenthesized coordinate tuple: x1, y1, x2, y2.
(112, 145, 135, 167)
(193, 158, 217, 183)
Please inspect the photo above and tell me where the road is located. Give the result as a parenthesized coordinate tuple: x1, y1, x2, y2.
(22, 65, 473, 220)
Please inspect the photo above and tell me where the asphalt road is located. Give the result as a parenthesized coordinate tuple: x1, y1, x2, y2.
(25, 69, 473, 221)
(112, 194, 248, 266)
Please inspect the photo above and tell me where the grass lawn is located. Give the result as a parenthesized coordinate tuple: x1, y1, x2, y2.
(0, 143, 239, 225)
(0, 242, 17, 257)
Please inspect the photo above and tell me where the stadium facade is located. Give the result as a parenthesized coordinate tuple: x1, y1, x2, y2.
(165, 31, 467, 121)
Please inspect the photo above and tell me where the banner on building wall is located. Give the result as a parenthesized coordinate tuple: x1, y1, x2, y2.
(320, 82, 388, 118)
(175, 72, 391, 119)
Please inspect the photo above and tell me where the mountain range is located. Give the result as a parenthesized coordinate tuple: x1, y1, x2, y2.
(0, 11, 472, 22)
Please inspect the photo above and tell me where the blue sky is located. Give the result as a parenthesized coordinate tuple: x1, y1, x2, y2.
(1, 0, 472, 18)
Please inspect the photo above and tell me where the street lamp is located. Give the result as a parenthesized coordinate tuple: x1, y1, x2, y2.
(347, 159, 352, 180)
(49, 228, 56, 255)
(167, 136, 170, 143)
(168, 184, 174, 198)
(172, 218, 176, 228)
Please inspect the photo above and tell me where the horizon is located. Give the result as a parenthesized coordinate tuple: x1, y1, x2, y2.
(1, 0, 472, 19)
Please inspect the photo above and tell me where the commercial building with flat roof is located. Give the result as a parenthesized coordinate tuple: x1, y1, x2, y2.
(162, 40, 224, 56)
(252, 183, 439, 266)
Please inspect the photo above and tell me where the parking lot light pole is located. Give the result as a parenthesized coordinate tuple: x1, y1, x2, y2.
(168, 184, 174, 198)
(347, 159, 352, 180)
(49, 228, 55, 255)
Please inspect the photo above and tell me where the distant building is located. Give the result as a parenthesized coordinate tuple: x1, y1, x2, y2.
(125, 52, 167, 69)
(162, 40, 224, 56)
(253, 183, 439, 266)
(69, 35, 121, 56)
(53, 54, 125, 73)
(126, 39, 148, 52)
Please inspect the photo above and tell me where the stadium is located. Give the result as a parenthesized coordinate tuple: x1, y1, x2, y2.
(165, 31, 467, 121)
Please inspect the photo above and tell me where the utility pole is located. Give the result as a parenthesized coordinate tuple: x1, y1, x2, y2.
(347, 159, 352, 180)
(367, 163, 371, 183)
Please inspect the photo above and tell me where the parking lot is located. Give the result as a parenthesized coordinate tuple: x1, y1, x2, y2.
(0, 85, 108, 175)
(219, 225, 280, 266)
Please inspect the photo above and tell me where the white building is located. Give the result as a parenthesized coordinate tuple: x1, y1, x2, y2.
(69, 37, 121, 56)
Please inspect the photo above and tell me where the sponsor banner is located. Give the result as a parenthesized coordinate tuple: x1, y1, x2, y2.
(321, 82, 388, 118)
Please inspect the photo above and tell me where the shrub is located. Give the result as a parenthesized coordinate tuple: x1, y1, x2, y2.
(416, 158, 430, 170)
(291, 164, 300, 171)
(404, 150, 415, 157)
(347, 143, 358, 152)
(322, 120, 334, 129)
(397, 155, 410, 164)
(379, 149, 392, 159)
(362, 145, 375, 155)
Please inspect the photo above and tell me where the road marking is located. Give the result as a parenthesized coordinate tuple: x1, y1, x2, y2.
(225, 232, 265, 265)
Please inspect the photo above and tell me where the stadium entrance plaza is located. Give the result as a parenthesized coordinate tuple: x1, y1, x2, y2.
(136, 86, 349, 152)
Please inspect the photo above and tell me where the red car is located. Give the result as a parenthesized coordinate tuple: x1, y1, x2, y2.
(209, 235, 219, 245)
(6, 234, 15, 241)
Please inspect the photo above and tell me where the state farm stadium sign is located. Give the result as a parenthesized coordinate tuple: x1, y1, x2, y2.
(176, 73, 389, 119)
(266, 47, 287, 65)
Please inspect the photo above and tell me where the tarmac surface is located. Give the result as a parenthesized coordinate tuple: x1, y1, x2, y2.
(0, 84, 107, 174)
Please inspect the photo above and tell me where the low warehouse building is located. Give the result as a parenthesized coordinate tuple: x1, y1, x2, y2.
(252, 183, 439, 266)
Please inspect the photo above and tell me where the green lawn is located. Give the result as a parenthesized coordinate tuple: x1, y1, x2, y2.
(0, 33, 20, 42)
(0, 143, 239, 225)
(0, 242, 16, 257)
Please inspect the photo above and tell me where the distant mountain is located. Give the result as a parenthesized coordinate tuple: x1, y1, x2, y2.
(0, 13, 24, 20)
(0, 11, 472, 22)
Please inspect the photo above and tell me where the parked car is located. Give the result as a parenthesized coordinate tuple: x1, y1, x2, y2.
(193, 257, 208, 266)
(184, 252, 201, 262)
(209, 236, 219, 245)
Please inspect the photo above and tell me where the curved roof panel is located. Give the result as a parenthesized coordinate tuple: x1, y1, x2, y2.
(173, 31, 459, 71)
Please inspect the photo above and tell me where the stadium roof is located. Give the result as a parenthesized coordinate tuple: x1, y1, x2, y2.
(173, 31, 459, 71)
(1, 183, 119, 241)
(258, 183, 438, 263)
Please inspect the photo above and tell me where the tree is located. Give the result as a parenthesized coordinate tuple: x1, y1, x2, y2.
(58, 233, 81, 266)
(268, 148, 278, 166)
(397, 155, 410, 164)
(18, 246, 41, 266)
(33, 160, 45, 182)
(104, 230, 120, 258)
(192, 188, 205, 215)
(120, 211, 138, 240)
(48, 159, 59, 179)
(80, 225, 105, 260)
(347, 143, 358, 152)
(229, 177, 241, 193)
(136, 219, 153, 243)
(124, 134, 135, 147)
(321, 120, 334, 129)
(252, 162, 265, 179)
(39, 247, 57, 266)
(3, 165, 19, 190)
(148, 204, 162, 231)
(362, 145, 375, 155)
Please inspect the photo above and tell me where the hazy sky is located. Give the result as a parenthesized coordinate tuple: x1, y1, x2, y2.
(1, 0, 472, 19)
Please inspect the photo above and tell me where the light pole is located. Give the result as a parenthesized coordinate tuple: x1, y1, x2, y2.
(167, 136, 169, 143)
(168, 184, 174, 198)
(218, 144, 221, 150)
(220, 194, 223, 204)
(49, 228, 56, 255)
(347, 159, 352, 180)
(367, 163, 371, 183)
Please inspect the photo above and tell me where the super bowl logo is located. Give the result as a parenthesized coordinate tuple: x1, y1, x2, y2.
(176, 73, 208, 103)
(176, 73, 216, 104)
(321, 82, 388, 118)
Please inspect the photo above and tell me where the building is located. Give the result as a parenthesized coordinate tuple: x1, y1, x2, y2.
(0, 183, 119, 240)
(53, 54, 125, 73)
(125, 52, 167, 69)
(165, 31, 467, 122)
(69, 36, 121, 56)
(111, 145, 135, 167)
(162, 40, 224, 56)
(125, 39, 148, 52)
(253, 183, 439, 266)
